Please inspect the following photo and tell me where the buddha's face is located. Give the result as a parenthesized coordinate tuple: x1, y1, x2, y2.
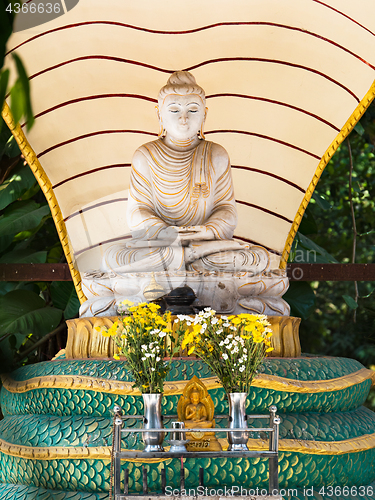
(159, 94, 206, 141)
(190, 391, 200, 405)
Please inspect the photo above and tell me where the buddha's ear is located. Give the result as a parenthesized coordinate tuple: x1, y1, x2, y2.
(204, 107, 208, 121)
(155, 105, 160, 120)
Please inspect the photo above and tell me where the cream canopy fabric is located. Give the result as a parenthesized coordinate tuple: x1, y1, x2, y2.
(4, 0, 375, 302)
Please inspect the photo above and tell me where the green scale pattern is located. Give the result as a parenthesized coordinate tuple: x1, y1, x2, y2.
(0, 482, 374, 500)
(1, 357, 371, 416)
(0, 407, 374, 448)
(0, 357, 375, 495)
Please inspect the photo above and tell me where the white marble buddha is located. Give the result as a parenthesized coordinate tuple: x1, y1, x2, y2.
(101, 71, 270, 276)
(80, 72, 290, 317)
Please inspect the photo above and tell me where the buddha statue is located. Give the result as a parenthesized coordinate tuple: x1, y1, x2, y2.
(100, 71, 270, 276)
(177, 376, 221, 452)
(80, 71, 290, 317)
(185, 390, 209, 424)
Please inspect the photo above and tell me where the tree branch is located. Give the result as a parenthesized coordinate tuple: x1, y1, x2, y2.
(347, 137, 359, 322)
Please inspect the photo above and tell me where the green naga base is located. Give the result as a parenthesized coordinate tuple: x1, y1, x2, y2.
(0, 355, 375, 498)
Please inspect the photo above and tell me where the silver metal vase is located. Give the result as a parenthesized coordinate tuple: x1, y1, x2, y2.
(142, 393, 164, 452)
(227, 392, 249, 451)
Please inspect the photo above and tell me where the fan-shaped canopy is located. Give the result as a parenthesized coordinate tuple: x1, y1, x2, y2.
(4, 0, 375, 303)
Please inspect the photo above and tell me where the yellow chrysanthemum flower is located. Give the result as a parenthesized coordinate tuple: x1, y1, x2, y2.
(120, 299, 134, 306)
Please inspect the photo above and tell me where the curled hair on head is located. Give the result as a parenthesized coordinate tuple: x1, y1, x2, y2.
(158, 71, 206, 107)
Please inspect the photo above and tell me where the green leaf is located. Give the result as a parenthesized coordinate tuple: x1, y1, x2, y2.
(47, 242, 64, 263)
(312, 192, 332, 211)
(0, 69, 10, 117)
(298, 206, 318, 235)
(20, 181, 40, 201)
(0, 119, 12, 157)
(0, 250, 47, 264)
(342, 295, 358, 310)
(0, 333, 26, 372)
(0, 5, 14, 70)
(4, 134, 21, 157)
(50, 281, 80, 320)
(296, 233, 339, 264)
(9, 79, 25, 125)
(354, 122, 365, 136)
(283, 281, 316, 320)
(0, 200, 50, 236)
(0, 233, 14, 253)
(0, 290, 62, 337)
(0, 282, 40, 297)
(0, 162, 36, 210)
(12, 53, 34, 130)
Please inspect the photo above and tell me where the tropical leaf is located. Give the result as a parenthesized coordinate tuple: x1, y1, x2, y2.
(312, 192, 332, 211)
(9, 79, 25, 125)
(283, 281, 316, 320)
(0, 290, 62, 337)
(0, 69, 9, 118)
(12, 53, 34, 130)
(0, 200, 50, 236)
(0, 233, 14, 253)
(0, 282, 40, 296)
(0, 249, 47, 264)
(50, 281, 80, 319)
(0, 333, 25, 372)
(296, 233, 339, 264)
(0, 162, 36, 210)
(342, 295, 358, 310)
(298, 206, 318, 235)
(0, 4, 13, 70)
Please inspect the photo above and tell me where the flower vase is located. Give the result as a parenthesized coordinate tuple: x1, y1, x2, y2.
(227, 392, 249, 451)
(142, 393, 164, 452)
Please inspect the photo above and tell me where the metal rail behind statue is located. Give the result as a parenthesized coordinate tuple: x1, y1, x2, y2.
(111, 405, 281, 499)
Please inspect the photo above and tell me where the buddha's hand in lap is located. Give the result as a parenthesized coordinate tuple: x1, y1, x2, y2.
(185, 239, 250, 263)
(178, 225, 215, 243)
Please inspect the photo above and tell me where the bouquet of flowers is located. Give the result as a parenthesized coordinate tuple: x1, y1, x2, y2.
(175, 308, 273, 393)
(98, 301, 179, 394)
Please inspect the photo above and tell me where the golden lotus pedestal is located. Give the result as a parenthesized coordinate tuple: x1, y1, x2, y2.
(65, 315, 301, 360)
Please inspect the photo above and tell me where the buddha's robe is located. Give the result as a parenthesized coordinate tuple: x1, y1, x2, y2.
(101, 139, 269, 274)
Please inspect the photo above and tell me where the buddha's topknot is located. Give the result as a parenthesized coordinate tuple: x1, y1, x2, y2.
(158, 71, 206, 106)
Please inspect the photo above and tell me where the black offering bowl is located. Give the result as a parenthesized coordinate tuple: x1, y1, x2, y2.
(164, 286, 196, 315)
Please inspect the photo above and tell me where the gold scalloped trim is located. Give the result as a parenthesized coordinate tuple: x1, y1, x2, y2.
(2, 368, 373, 396)
(1, 102, 86, 304)
(280, 79, 375, 268)
(1, 432, 375, 461)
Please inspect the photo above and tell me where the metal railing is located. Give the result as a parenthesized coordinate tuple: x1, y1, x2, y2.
(112, 405, 281, 499)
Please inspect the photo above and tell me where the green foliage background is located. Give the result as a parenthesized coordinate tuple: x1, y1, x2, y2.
(284, 110, 375, 410)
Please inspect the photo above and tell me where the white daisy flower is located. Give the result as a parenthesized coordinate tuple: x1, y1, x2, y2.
(239, 366, 245, 372)
(222, 353, 228, 360)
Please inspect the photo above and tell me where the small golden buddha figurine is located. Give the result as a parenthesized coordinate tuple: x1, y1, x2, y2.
(177, 376, 221, 451)
(185, 390, 208, 423)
